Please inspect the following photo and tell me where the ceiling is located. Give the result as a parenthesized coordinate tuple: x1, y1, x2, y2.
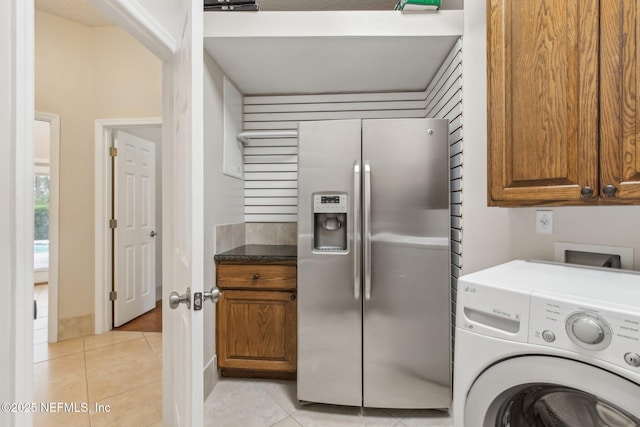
(35, 0, 114, 27)
(205, 36, 459, 95)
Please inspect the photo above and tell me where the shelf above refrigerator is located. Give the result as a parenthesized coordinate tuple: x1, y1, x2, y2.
(203, 10, 463, 95)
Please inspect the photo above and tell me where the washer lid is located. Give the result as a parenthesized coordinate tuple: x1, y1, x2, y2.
(464, 356, 640, 427)
(459, 260, 640, 310)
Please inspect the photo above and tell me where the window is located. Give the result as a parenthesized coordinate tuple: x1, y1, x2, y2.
(34, 174, 50, 271)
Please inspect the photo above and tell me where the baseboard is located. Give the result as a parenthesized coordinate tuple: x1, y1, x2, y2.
(58, 314, 94, 341)
(34, 270, 48, 284)
(204, 355, 218, 399)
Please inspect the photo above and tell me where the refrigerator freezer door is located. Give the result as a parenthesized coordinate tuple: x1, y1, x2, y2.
(362, 118, 451, 409)
(297, 119, 363, 406)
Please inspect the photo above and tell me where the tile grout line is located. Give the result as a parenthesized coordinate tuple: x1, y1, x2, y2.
(82, 335, 93, 427)
(143, 333, 155, 353)
(91, 378, 163, 409)
(86, 332, 162, 426)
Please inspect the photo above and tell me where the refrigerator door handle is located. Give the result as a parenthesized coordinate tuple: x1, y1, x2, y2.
(353, 161, 361, 300)
(364, 161, 372, 301)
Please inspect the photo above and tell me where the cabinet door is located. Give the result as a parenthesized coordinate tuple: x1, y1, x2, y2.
(487, 0, 599, 205)
(600, 1, 640, 201)
(216, 290, 296, 372)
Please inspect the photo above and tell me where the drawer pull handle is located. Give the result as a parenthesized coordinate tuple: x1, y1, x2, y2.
(253, 274, 260, 280)
(291, 294, 296, 301)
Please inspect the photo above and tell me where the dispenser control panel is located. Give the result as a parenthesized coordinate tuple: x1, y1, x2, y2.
(313, 193, 348, 213)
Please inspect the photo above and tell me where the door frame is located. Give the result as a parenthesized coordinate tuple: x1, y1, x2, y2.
(6, 0, 180, 424)
(3, 0, 35, 424)
(34, 111, 60, 343)
(94, 117, 162, 334)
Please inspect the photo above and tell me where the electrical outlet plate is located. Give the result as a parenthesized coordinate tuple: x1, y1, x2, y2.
(536, 210, 553, 234)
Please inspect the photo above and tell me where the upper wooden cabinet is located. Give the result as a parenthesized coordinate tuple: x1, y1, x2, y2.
(600, 0, 640, 201)
(487, 0, 640, 206)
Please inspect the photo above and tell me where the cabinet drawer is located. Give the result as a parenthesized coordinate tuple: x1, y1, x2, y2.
(217, 264, 296, 291)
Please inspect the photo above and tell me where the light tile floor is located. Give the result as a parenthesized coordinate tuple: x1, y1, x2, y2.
(35, 285, 452, 427)
(34, 284, 162, 427)
(204, 379, 453, 427)
(33, 329, 162, 427)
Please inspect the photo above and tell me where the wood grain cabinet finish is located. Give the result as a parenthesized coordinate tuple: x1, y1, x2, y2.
(216, 264, 296, 291)
(216, 263, 296, 377)
(600, 0, 640, 201)
(487, 0, 640, 206)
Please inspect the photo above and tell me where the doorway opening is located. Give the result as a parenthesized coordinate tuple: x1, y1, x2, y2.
(33, 112, 60, 346)
(94, 119, 163, 334)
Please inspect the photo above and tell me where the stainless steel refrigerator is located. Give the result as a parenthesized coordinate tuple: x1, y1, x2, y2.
(297, 118, 451, 409)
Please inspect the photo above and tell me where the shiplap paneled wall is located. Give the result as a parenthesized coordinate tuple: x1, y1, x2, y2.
(242, 37, 463, 360)
(422, 39, 463, 366)
(243, 40, 462, 224)
(242, 90, 429, 222)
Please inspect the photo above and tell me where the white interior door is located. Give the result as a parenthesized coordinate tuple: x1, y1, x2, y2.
(163, 1, 204, 426)
(114, 130, 157, 327)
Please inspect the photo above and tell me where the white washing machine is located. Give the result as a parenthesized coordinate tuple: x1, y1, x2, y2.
(453, 260, 640, 426)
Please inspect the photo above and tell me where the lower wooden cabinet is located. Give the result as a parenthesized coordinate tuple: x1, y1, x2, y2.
(215, 262, 297, 378)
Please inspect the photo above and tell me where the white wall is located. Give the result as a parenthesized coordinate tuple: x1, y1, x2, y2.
(461, 0, 511, 274)
(508, 207, 640, 268)
(35, 10, 162, 339)
(203, 50, 245, 393)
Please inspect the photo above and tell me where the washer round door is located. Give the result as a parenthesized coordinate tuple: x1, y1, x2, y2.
(465, 356, 640, 427)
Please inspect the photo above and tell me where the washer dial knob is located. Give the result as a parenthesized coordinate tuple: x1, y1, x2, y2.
(573, 318, 604, 344)
(566, 312, 612, 350)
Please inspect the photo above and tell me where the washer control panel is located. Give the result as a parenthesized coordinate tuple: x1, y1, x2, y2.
(529, 293, 640, 371)
(565, 312, 612, 350)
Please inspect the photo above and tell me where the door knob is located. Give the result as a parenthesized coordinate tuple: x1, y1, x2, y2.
(204, 287, 221, 304)
(169, 287, 191, 309)
(150, 231, 157, 237)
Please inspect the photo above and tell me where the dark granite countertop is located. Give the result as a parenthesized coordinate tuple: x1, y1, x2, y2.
(214, 244, 297, 264)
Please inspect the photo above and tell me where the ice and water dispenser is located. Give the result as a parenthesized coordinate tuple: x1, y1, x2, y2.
(312, 192, 348, 252)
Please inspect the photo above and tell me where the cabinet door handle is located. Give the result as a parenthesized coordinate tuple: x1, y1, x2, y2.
(602, 185, 617, 197)
(253, 274, 260, 280)
(580, 186, 594, 198)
